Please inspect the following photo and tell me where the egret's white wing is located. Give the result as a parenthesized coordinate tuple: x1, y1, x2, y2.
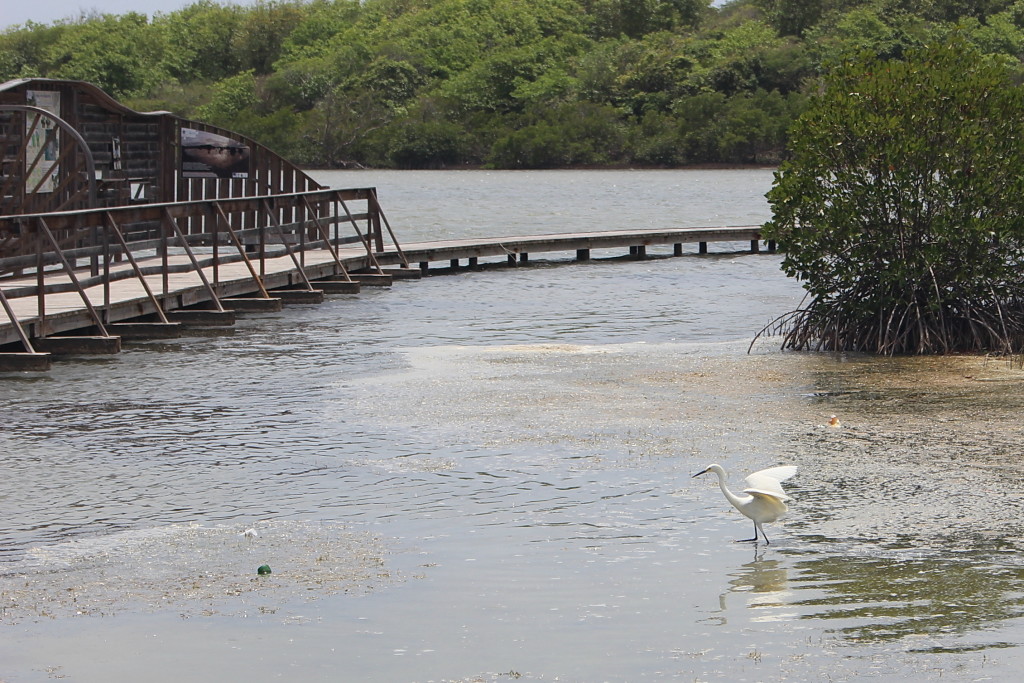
(745, 490, 791, 520)
(743, 465, 797, 500)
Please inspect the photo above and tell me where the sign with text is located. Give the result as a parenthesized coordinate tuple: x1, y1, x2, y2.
(25, 90, 60, 193)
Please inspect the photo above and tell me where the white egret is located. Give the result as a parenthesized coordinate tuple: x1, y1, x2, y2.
(692, 464, 798, 545)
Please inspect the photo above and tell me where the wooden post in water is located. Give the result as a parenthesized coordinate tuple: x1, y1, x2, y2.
(673, 243, 683, 256)
(699, 242, 708, 254)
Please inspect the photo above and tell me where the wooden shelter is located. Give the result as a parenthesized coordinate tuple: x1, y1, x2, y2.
(0, 77, 321, 215)
(0, 79, 412, 370)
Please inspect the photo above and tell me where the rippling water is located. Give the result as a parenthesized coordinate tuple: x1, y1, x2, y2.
(2, 170, 1024, 681)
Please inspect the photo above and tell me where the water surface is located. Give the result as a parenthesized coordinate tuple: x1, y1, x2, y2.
(2, 170, 1023, 681)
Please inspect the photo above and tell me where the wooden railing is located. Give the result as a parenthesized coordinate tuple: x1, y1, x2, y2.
(0, 187, 407, 350)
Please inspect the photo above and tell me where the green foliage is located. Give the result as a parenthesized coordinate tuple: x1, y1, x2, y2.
(585, 0, 713, 38)
(157, 1, 245, 82)
(44, 13, 169, 97)
(0, 22, 67, 80)
(232, 1, 308, 74)
(278, 0, 363, 61)
(195, 71, 259, 125)
(387, 118, 466, 168)
(762, 37, 1024, 354)
(6, 0, 1024, 169)
(487, 101, 627, 167)
(344, 58, 425, 112)
(803, 4, 931, 64)
(231, 107, 302, 156)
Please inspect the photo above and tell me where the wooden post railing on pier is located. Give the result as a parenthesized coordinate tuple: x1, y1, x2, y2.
(1, 186, 769, 372)
(0, 187, 391, 358)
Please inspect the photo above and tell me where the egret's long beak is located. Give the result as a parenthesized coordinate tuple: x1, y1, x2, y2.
(692, 468, 709, 478)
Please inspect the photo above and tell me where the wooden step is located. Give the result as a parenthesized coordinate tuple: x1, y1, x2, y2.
(0, 353, 52, 372)
(274, 289, 325, 304)
(224, 297, 284, 312)
(33, 336, 121, 355)
(167, 310, 236, 326)
(316, 280, 361, 294)
(348, 273, 393, 287)
(107, 322, 182, 339)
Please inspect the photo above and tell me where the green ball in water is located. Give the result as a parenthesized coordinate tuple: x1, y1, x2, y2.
(257, 564, 272, 575)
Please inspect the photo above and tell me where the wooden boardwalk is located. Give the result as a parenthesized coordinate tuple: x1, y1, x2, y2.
(0, 81, 778, 370)
(0, 221, 769, 369)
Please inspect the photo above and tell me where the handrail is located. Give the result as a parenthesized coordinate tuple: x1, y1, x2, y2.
(0, 187, 400, 340)
(0, 188, 379, 270)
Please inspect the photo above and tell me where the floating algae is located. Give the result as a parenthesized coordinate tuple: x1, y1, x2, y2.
(0, 520, 394, 623)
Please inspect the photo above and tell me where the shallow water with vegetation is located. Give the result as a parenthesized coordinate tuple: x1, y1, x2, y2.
(2, 170, 1023, 681)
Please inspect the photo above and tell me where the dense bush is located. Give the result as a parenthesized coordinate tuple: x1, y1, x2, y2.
(4, 0, 1024, 168)
(762, 37, 1024, 354)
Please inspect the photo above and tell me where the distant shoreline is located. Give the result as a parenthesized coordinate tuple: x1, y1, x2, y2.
(310, 163, 780, 172)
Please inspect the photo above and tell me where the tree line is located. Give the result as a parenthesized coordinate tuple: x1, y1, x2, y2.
(3, 0, 1024, 169)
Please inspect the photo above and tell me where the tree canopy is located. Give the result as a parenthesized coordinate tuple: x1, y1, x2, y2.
(761, 36, 1024, 355)
(5, 0, 1024, 168)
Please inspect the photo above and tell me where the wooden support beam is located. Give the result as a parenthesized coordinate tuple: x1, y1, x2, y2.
(368, 190, 411, 268)
(103, 211, 169, 324)
(37, 217, 110, 337)
(751, 240, 760, 253)
(520, 253, 529, 264)
(213, 202, 271, 299)
(450, 259, 460, 269)
(334, 191, 386, 275)
(34, 336, 121, 355)
(768, 240, 777, 253)
(107, 322, 182, 339)
(350, 273, 393, 287)
(577, 249, 590, 261)
(275, 289, 325, 304)
(0, 287, 38, 353)
(300, 195, 356, 284)
(167, 310, 236, 326)
(0, 353, 52, 372)
(260, 198, 316, 292)
(673, 243, 683, 256)
(223, 298, 284, 312)
(383, 268, 422, 280)
(419, 262, 429, 273)
(699, 242, 708, 254)
(317, 281, 361, 294)
(163, 209, 226, 312)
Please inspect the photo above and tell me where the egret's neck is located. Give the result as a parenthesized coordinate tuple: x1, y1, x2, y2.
(716, 474, 744, 508)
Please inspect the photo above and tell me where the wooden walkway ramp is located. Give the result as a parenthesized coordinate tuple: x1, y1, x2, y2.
(0, 188, 769, 370)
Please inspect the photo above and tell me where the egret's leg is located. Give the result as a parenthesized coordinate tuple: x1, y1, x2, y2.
(735, 521, 759, 543)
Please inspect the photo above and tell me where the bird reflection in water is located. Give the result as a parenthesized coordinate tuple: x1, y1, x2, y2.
(706, 551, 794, 626)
